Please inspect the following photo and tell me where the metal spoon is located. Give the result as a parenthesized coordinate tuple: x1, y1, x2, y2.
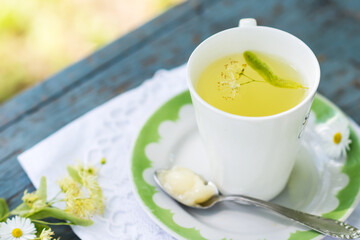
(154, 169, 360, 239)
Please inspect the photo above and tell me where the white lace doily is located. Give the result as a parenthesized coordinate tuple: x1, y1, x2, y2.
(18, 65, 187, 240)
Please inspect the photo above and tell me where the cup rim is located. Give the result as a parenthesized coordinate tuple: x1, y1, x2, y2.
(187, 25, 321, 121)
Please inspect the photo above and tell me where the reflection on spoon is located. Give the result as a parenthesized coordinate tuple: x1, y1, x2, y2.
(154, 166, 360, 239)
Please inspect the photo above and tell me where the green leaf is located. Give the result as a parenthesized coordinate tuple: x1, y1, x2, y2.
(27, 207, 93, 226)
(67, 166, 82, 184)
(11, 202, 31, 216)
(243, 51, 305, 89)
(0, 198, 9, 221)
(37, 176, 47, 202)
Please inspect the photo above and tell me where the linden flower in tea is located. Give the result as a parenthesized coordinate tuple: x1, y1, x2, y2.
(196, 51, 308, 117)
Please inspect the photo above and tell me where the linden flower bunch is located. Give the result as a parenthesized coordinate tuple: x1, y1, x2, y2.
(0, 159, 105, 240)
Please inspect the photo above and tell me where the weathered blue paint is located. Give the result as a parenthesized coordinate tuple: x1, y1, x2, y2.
(0, 0, 359, 238)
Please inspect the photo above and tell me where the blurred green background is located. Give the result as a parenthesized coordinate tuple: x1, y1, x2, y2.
(0, 0, 183, 105)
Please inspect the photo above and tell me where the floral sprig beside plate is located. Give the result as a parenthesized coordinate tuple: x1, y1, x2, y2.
(130, 91, 360, 240)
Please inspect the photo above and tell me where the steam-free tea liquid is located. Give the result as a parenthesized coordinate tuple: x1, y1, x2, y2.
(195, 51, 307, 117)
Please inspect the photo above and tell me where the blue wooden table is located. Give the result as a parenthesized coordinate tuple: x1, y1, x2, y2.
(1, 0, 359, 238)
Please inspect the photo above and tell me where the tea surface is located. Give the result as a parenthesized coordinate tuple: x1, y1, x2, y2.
(195, 51, 307, 117)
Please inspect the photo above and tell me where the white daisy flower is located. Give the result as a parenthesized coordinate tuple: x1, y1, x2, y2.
(0, 216, 36, 240)
(316, 116, 352, 159)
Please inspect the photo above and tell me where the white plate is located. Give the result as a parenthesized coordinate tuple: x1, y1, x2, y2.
(130, 91, 360, 240)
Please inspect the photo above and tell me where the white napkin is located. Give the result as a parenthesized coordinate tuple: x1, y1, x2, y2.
(18, 65, 188, 240)
(18, 64, 360, 240)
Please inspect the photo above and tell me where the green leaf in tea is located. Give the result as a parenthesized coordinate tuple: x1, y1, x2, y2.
(243, 51, 306, 89)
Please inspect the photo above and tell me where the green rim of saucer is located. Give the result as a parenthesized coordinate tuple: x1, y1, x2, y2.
(131, 90, 360, 240)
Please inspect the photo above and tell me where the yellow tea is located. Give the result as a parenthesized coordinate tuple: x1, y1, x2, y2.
(195, 51, 307, 117)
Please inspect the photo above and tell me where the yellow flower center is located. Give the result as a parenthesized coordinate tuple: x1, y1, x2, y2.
(12, 228, 23, 237)
(334, 132, 342, 144)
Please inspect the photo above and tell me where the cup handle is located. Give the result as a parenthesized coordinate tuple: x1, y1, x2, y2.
(239, 18, 257, 27)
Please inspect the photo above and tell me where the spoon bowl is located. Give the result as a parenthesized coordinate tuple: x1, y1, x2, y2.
(154, 169, 221, 209)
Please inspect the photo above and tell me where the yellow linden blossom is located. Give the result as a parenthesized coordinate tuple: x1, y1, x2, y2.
(63, 184, 104, 218)
(22, 190, 46, 211)
(75, 162, 98, 176)
(22, 190, 40, 206)
(82, 174, 102, 194)
(84, 166, 97, 176)
(57, 177, 81, 194)
(58, 163, 104, 219)
(65, 197, 100, 218)
(218, 61, 243, 99)
(39, 228, 55, 240)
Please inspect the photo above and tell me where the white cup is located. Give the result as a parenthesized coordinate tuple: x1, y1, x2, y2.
(187, 18, 320, 200)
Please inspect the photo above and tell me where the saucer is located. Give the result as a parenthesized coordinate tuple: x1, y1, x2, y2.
(130, 91, 360, 240)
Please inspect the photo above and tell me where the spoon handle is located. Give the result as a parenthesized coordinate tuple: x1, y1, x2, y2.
(226, 195, 360, 239)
